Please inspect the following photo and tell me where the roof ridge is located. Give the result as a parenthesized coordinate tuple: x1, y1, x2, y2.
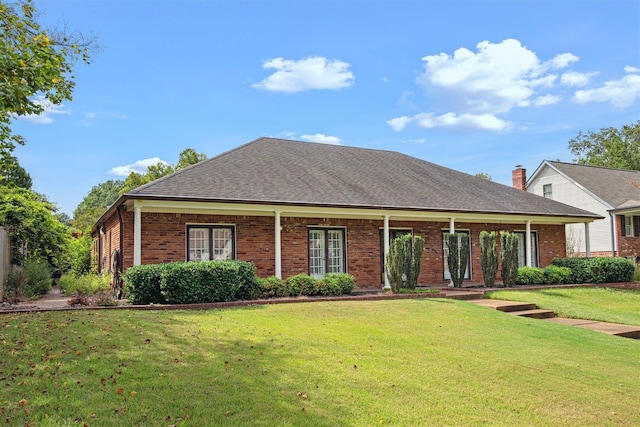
(548, 160, 640, 174)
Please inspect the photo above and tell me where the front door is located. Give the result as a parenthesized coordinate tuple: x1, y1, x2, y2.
(380, 229, 412, 283)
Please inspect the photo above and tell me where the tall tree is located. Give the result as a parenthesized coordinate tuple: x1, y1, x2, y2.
(72, 179, 124, 231)
(0, 155, 32, 189)
(0, 0, 95, 166)
(568, 121, 640, 171)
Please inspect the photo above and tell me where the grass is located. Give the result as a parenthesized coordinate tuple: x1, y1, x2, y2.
(0, 298, 639, 426)
(487, 287, 640, 326)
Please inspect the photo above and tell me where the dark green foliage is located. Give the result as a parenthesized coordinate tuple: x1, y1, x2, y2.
(568, 121, 640, 171)
(552, 257, 635, 283)
(255, 276, 288, 299)
(123, 264, 167, 305)
(5, 259, 53, 301)
(323, 273, 355, 295)
(285, 273, 317, 296)
(446, 233, 469, 288)
(479, 231, 498, 287)
(516, 266, 572, 286)
(500, 231, 519, 287)
(159, 260, 256, 304)
(543, 266, 572, 285)
(72, 180, 124, 232)
(386, 234, 424, 292)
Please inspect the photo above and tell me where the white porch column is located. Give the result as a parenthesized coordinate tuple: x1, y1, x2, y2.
(525, 220, 532, 267)
(584, 222, 591, 257)
(449, 217, 455, 234)
(133, 205, 142, 266)
(383, 215, 390, 290)
(274, 211, 282, 279)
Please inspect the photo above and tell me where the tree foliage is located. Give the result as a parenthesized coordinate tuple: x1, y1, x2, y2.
(446, 233, 469, 288)
(385, 234, 424, 292)
(0, 185, 68, 268)
(72, 179, 123, 231)
(0, 154, 32, 189)
(474, 172, 492, 181)
(479, 231, 498, 287)
(568, 121, 640, 171)
(0, 0, 95, 166)
(119, 148, 207, 195)
(500, 231, 519, 287)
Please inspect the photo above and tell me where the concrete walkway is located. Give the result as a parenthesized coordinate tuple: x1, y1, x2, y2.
(468, 298, 640, 339)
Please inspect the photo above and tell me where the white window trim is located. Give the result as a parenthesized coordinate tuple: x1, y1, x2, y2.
(623, 215, 633, 237)
(185, 223, 236, 261)
(542, 183, 553, 199)
(307, 226, 347, 277)
(515, 230, 539, 268)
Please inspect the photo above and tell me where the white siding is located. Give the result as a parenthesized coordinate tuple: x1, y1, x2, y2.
(527, 165, 612, 254)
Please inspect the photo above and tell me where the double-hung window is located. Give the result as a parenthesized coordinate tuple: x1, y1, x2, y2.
(187, 225, 235, 261)
(542, 184, 553, 199)
(309, 228, 346, 278)
(623, 216, 633, 237)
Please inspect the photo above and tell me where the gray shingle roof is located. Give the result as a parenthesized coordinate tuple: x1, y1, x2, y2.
(546, 161, 640, 210)
(127, 138, 599, 218)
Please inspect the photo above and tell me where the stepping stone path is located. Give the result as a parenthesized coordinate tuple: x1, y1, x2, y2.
(469, 299, 640, 339)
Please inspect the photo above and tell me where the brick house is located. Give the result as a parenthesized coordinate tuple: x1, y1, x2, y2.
(92, 138, 601, 288)
(518, 161, 640, 263)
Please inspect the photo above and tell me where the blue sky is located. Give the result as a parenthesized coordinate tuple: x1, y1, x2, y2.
(11, 0, 640, 216)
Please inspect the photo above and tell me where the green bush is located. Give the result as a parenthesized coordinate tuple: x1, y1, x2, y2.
(123, 264, 167, 305)
(516, 266, 572, 286)
(160, 260, 257, 304)
(552, 257, 634, 283)
(500, 232, 519, 287)
(516, 267, 546, 285)
(543, 265, 571, 284)
(323, 273, 355, 295)
(255, 276, 288, 299)
(633, 265, 640, 282)
(386, 234, 424, 292)
(59, 272, 110, 296)
(4, 269, 26, 303)
(285, 273, 317, 296)
(22, 259, 53, 299)
(479, 231, 498, 287)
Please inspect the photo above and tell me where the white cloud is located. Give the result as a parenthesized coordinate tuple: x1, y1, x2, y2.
(573, 73, 640, 108)
(387, 38, 607, 132)
(561, 71, 598, 87)
(414, 112, 511, 131)
(18, 96, 70, 124)
(387, 116, 413, 131)
(547, 53, 579, 69)
(533, 94, 561, 106)
(299, 133, 342, 144)
(624, 66, 640, 73)
(252, 56, 354, 93)
(83, 111, 128, 126)
(108, 157, 168, 176)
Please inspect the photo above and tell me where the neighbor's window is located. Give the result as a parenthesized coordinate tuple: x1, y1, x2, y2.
(187, 225, 235, 261)
(309, 228, 346, 278)
(543, 184, 553, 199)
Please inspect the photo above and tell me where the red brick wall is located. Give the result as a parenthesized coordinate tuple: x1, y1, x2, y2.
(616, 215, 640, 263)
(97, 210, 568, 287)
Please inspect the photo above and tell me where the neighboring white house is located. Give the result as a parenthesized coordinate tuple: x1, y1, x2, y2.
(516, 161, 640, 262)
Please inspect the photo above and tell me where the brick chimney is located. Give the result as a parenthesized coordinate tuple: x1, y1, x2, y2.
(512, 165, 526, 190)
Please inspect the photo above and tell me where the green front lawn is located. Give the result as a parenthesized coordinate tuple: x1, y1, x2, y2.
(487, 287, 640, 326)
(1, 298, 638, 426)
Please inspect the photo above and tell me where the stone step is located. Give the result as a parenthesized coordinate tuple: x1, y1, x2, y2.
(507, 309, 556, 319)
(470, 299, 537, 312)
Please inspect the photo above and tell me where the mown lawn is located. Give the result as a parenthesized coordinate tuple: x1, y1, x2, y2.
(487, 287, 640, 326)
(1, 298, 639, 426)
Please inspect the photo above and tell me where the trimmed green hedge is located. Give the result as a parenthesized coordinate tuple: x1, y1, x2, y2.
(123, 260, 257, 305)
(255, 273, 355, 299)
(516, 266, 571, 286)
(552, 257, 634, 284)
(124, 262, 356, 304)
